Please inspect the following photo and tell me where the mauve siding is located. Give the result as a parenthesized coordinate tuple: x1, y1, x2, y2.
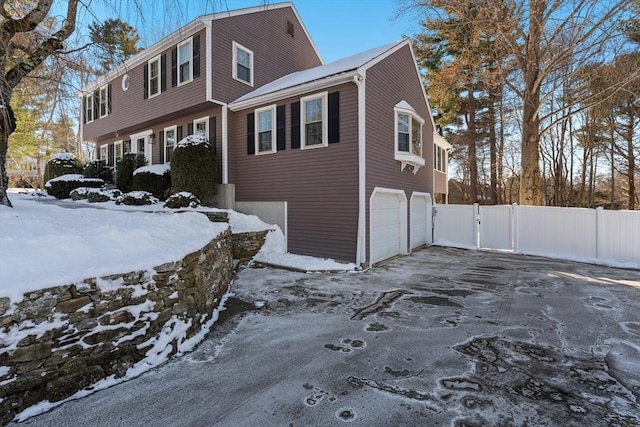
(212, 7, 322, 103)
(364, 45, 435, 258)
(230, 83, 359, 262)
(83, 29, 208, 142)
(434, 170, 447, 194)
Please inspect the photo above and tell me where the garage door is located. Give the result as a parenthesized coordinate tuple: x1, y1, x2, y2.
(410, 192, 432, 249)
(370, 188, 407, 265)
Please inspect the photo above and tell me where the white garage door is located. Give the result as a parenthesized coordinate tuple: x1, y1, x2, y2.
(410, 192, 432, 249)
(370, 188, 407, 265)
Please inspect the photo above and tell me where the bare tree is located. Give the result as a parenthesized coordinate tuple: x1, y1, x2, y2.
(1, 0, 80, 207)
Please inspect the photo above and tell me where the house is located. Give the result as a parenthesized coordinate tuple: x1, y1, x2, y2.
(80, 2, 450, 266)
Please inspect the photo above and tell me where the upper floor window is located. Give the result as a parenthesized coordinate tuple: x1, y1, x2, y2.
(301, 92, 328, 149)
(434, 145, 447, 172)
(255, 105, 276, 154)
(164, 125, 177, 163)
(148, 56, 161, 97)
(233, 41, 253, 86)
(178, 37, 193, 85)
(84, 94, 93, 123)
(99, 85, 109, 118)
(394, 101, 425, 172)
(194, 116, 208, 138)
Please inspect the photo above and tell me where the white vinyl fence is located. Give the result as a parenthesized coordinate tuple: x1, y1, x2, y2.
(433, 203, 640, 268)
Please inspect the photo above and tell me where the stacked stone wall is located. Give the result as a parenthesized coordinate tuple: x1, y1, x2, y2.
(0, 229, 233, 424)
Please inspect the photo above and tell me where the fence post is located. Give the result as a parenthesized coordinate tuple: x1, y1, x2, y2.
(473, 203, 480, 249)
(512, 203, 519, 252)
(596, 206, 604, 261)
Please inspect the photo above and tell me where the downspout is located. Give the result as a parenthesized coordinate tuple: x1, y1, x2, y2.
(222, 105, 228, 184)
(353, 72, 366, 266)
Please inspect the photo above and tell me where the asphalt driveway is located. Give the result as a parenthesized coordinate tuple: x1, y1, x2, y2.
(15, 247, 640, 426)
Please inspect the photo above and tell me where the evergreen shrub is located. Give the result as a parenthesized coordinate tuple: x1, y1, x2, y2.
(170, 135, 217, 206)
(115, 153, 147, 193)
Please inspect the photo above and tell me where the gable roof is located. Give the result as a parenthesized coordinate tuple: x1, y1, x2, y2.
(229, 39, 408, 110)
(80, 2, 319, 94)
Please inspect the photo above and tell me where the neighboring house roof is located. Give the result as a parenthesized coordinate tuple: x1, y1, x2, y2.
(230, 40, 407, 110)
(80, 1, 320, 94)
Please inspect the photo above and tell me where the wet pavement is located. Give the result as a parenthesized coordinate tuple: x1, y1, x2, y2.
(15, 247, 640, 426)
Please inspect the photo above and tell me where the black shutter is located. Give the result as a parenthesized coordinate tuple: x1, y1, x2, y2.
(328, 91, 340, 143)
(276, 105, 286, 151)
(82, 96, 86, 123)
(107, 84, 112, 114)
(209, 117, 216, 155)
(187, 123, 194, 136)
(247, 113, 255, 155)
(193, 35, 200, 78)
(291, 101, 300, 149)
(171, 47, 177, 87)
(143, 64, 149, 99)
(177, 125, 183, 143)
(92, 90, 99, 119)
(158, 131, 164, 164)
(161, 54, 167, 92)
(108, 144, 114, 167)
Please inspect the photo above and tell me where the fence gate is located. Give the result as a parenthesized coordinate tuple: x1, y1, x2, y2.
(479, 205, 513, 250)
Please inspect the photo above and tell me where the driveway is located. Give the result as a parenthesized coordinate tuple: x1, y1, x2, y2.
(15, 247, 640, 426)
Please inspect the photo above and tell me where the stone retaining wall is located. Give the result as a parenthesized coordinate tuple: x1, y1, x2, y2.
(0, 229, 234, 424)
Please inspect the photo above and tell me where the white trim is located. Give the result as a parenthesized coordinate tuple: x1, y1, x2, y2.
(255, 105, 277, 155)
(114, 140, 124, 162)
(300, 92, 328, 149)
(394, 103, 425, 173)
(98, 85, 109, 119)
(205, 21, 212, 102)
(147, 55, 162, 98)
(409, 191, 433, 250)
(193, 116, 209, 137)
(369, 187, 408, 267)
(354, 72, 367, 265)
(121, 74, 130, 91)
(84, 93, 94, 124)
(99, 144, 108, 162)
(164, 125, 177, 164)
(232, 41, 254, 86)
(222, 105, 228, 184)
(177, 37, 193, 86)
(129, 129, 153, 164)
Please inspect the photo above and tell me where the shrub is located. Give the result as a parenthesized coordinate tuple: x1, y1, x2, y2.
(83, 159, 112, 180)
(43, 153, 83, 183)
(116, 191, 159, 206)
(70, 187, 121, 202)
(170, 135, 217, 206)
(132, 164, 171, 200)
(45, 174, 104, 199)
(164, 192, 201, 209)
(116, 153, 147, 193)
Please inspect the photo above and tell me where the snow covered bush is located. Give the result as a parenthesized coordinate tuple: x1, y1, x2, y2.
(43, 152, 83, 182)
(70, 187, 121, 202)
(170, 135, 217, 206)
(45, 174, 104, 199)
(116, 191, 159, 206)
(164, 191, 201, 209)
(115, 153, 147, 193)
(133, 164, 171, 200)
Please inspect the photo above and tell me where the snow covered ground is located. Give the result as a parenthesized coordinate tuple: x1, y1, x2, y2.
(0, 190, 356, 304)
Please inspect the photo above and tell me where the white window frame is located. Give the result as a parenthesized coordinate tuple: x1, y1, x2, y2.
(114, 140, 123, 163)
(129, 129, 153, 164)
(85, 93, 94, 123)
(394, 103, 425, 172)
(177, 37, 193, 86)
(232, 41, 254, 86)
(301, 92, 328, 149)
(255, 105, 277, 155)
(164, 125, 177, 164)
(99, 144, 108, 162)
(148, 55, 161, 98)
(99, 85, 108, 118)
(193, 116, 208, 138)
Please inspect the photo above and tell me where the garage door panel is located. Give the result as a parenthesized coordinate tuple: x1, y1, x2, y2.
(370, 189, 407, 265)
(410, 193, 432, 249)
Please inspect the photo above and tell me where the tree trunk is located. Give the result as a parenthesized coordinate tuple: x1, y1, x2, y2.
(0, 95, 17, 207)
(627, 110, 636, 210)
(488, 93, 499, 204)
(467, 89, 479, 204)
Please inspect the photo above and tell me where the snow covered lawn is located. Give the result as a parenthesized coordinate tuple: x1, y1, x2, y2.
(0, 190, 356, 304)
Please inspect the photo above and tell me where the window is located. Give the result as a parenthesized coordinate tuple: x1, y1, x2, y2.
(114, 140, 123, 163)
(164, 126, 177, 163)
(99, 145, 107, 162)
(99, 85, 108, 118)
(394, 101, 425, 172)
(122, 74, 130, 91)
(148, 56, 161, 97)
(255, 105, 276, 154)
(85, 94, 93, 123)
(434, 145, 447, 172)
(233, 41, 253, 86)
(194, 116, 208, 138)
(178, 38, 192, 85)
(301, 92, 328, 149)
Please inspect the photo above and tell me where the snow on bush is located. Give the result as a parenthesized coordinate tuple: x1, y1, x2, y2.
(116, 191, 160, 206)
(133, 164, 171, 176)
(176, 135, 210, 149)
(49, 152, 75, 162)
(45, 175, 104, 199)
(70, 187, 121, 202)
(164, 192, 201, 209)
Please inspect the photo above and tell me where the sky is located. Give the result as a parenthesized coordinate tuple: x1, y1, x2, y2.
(76, 0, 424, 64)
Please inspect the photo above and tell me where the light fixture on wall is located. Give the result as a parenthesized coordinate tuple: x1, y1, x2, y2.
(148, 133, 154, 144)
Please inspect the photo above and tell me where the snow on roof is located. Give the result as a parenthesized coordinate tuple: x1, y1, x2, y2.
(233, 40, 405, 104)
(134, 164, 171, 176)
